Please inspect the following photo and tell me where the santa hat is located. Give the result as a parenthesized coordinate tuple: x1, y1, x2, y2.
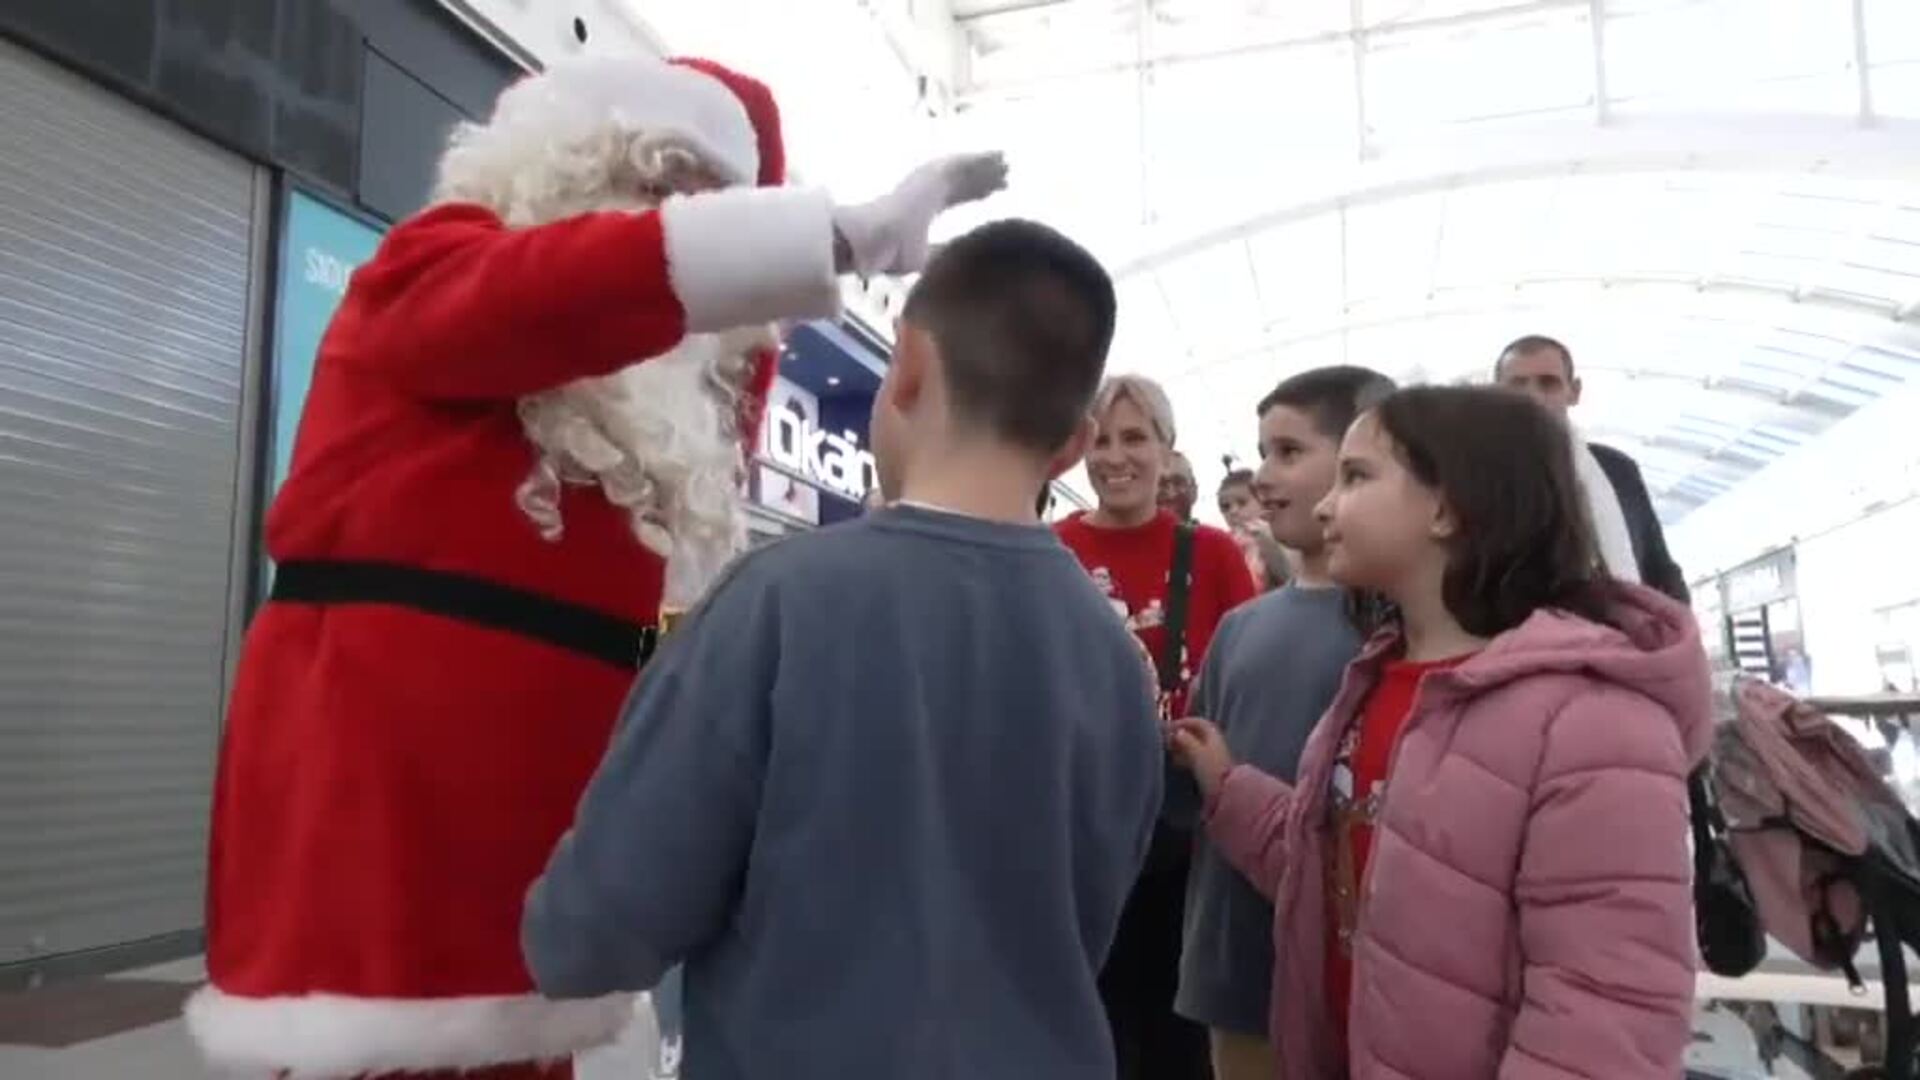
(489, 55, 786, 187)
(667, 57, 786, 187)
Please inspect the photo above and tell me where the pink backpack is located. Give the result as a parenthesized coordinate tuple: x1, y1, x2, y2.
(1702, 678, 1920, 1079)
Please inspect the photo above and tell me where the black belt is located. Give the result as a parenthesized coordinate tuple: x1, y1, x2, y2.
(270, 560, 659, 672)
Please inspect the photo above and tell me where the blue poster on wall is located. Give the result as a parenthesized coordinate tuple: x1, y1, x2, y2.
(270, 190, 385, 495)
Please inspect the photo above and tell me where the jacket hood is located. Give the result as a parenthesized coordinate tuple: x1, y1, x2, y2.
(1367, 583, 1714, 764)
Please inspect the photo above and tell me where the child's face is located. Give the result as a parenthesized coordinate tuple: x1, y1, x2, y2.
(1255, 404, 1341, 553)
(1217, 483, 1263, 530)
(1315, 413, 1447, 595)
(1087, 396, 1166, 518)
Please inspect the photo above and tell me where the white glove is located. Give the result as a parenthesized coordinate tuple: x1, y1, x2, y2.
(832, 152, 1009, 278)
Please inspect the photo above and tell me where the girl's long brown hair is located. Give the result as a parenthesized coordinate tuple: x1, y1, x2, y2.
(1368, 385, 1624, 638)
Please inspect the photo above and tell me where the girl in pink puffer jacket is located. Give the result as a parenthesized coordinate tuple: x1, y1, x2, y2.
(1171, 386, 1711, 1079)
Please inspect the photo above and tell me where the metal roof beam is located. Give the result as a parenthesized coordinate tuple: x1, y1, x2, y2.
(876, 0, 970, 107)
(954, 0, 1590, 98)
(1853, 0, 1875, 125)
(1158, 275, 1920, 381)
(1109, 117, 1920, 278)
(442, 0, 673, 68)
(1589, 0, 1609, 126)
(1792, 195, 1904, 304)
(953, 0, 1074, 24)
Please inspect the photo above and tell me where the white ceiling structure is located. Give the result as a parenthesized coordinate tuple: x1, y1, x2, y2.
(489, 0, 1920, 527)
(937, 0, 1920, 522)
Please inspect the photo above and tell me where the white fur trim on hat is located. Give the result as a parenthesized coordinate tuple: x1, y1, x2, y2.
(661, 185, 841, 333)
(497, 57, 759, 184)
(184, 984, 635, 1078)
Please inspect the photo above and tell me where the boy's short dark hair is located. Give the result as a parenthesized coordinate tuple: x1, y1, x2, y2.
(1219, 467, 1255, 493)
(1495, 335, 1575, 380)
(1256, 365, 1397, 442)
(902, 219, 1117, 454)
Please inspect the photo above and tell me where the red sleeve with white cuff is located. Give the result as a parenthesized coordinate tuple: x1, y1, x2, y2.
(335, 190, 839, 402)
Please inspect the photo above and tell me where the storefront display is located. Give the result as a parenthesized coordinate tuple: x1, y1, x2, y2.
(269, 190, 387, 495)
(748, 319, 888, 538)
(1715, 547, 1803, 687)
(1796, 499, 1920, 697)
(1693, 577, 1730, 672)
(0, 0, 564, 987)
(1875, 600, 1919, 693)
(0, 38, 262, 974)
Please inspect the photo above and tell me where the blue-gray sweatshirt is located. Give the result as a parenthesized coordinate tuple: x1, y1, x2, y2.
(1167, 585, 1361, 1035)
(523, 505, 1163, 1080)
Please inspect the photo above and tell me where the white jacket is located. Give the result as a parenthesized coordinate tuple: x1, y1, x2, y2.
(1571, 426, 1641, 583)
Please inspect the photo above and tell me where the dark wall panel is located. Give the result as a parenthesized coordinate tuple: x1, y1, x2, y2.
(351, 0, 513, 118)
(359, 48, 464, 222)
(0, 0, 156, 96)
(153, 0, 294, 179)
(273, 0, 366, 190)
(1, 0, 514, 220)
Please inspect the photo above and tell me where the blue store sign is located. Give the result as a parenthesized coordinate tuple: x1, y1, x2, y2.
(758, 321, 889, 526)
(269, 190, 385, 495)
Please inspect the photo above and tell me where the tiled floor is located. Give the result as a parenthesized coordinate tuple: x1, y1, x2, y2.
(0, 957, 663, 1080)
(0, 954, 1844, 1080)
(0, 958, 213, 1080)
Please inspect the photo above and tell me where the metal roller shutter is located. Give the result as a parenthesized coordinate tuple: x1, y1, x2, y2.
(0, 39, 258, 965)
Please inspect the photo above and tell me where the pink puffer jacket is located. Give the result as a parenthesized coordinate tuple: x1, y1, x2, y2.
(1205, 585, 1712, 1079)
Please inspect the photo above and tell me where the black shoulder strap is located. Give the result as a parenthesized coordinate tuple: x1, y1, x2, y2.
(1866, 865, 1918, 1080)
(1159, 523, 1197, 694)
(1688, 768, 1728, 901)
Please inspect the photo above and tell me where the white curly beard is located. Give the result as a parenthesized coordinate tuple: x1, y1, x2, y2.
(515, 325, 774, 606)
(437, 109, 779, 606)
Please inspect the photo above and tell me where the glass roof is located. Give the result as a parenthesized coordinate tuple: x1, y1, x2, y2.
(625, 0, 1920, 523)
(1099, 170, 1920, 520)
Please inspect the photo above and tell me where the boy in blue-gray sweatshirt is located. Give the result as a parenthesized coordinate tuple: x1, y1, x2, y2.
(524, 220, 1163, 1080)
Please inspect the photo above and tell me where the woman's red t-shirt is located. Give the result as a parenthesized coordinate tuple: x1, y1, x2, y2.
(1053, 510, 1256, 718)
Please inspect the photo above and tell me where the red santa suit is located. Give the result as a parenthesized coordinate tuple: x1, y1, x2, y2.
(187, 58, 839, 1079)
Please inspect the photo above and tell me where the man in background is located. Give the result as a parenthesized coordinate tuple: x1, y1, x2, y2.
(1160, 450, 1198, 522)
(1496, 335, 1690, 602)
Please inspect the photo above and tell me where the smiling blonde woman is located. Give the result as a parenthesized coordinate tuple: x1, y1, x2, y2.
(1053, 372, 1256, 1080)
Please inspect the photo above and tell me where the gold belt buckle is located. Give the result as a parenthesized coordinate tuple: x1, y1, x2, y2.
(658, 606, 686, 638)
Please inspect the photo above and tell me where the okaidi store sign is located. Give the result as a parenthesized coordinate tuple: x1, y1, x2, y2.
(758, 377, 876, 502)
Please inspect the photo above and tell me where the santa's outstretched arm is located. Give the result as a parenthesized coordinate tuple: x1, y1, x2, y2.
(334, 187, 835, 402)
(333, 153, 1007, 403)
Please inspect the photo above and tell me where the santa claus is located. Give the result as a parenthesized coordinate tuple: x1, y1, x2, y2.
(186, 55, 1003, 1079)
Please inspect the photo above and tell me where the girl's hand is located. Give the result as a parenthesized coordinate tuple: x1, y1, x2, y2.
(1168, 717, 1235, 802)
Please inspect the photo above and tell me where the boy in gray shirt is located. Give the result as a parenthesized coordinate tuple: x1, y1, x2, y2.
(523, 220, 1163, 1080)
(1168, 366, 1395, 1080)
(1175, 590, 1357, 1029)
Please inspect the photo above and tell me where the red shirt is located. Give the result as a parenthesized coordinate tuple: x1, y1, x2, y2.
(1325, 654, 1471, 1039)
(1053, 510, 1257, 717)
